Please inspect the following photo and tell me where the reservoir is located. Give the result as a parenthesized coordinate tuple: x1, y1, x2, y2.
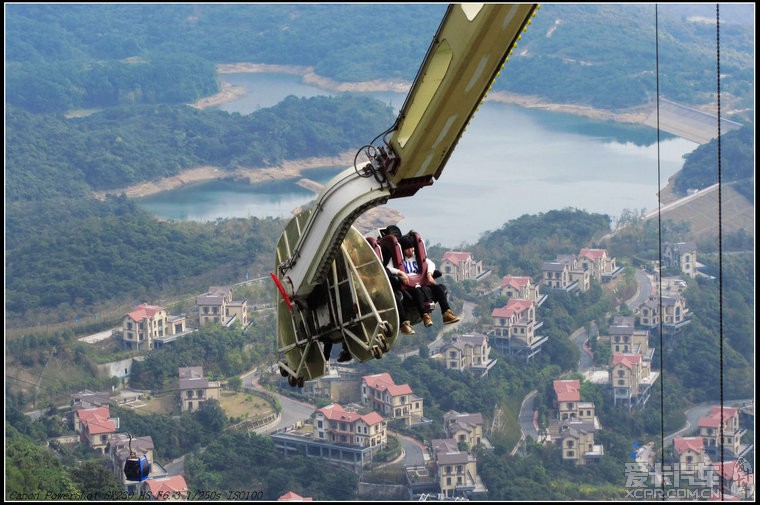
(137, 72, 698, 247)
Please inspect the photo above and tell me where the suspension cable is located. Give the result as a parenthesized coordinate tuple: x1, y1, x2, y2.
(715, 3, 725, 499)
(654, 6, 665, 496)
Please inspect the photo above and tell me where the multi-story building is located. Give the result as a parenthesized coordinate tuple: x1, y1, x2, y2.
(558, 419, 604, 465)
(361, 372, 424, 425)
(578, 247, 622, 282)
(609, 323, 651, 356)
(610, 353, 658, 409)
(673, 437, 710, 476)
(440, 333, 496, 375)
(431, 438, 481, 498)
(440, 251, 483, 282)
(122, 304, 164, 350)
(542, 254, 590, 292)
(196, 286, 248, 327)
(75, 405, 119, 454)
(698, 406, 744, 457)
(120, 303, 188, 350)
(107, 433, 159, 493)
(553, 379, 582, 422)
(638, 294, 691, 332)
(663, 241, 698, 278)
(499, 275, 545, 305)
(178, 366, 221, 413)
(313, 403, 387, 448)
(443, 411, 484, 450)
(552, 379, 604, 465)
(489, 299, 547, 361)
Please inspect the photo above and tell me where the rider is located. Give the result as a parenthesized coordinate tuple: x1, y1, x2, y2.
(378, 225, 416, 335)
(389, 232, 460, 327)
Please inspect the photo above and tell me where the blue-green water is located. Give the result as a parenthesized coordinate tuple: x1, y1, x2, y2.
(137, 72, 698, 247)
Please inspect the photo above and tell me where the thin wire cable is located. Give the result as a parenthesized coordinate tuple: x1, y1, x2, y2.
(715, 3, 725, 499)
(654, 5, 666, 496)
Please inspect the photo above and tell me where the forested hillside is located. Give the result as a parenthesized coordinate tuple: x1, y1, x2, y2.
(5, 2, 754, 338)
(6, 95, 394, 200)
(673, 124, 754, 200)
(5, 5, 754, 500)
(5, 4, 754, 118)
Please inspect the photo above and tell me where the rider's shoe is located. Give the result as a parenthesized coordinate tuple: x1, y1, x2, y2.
(442, 309, 461, 325)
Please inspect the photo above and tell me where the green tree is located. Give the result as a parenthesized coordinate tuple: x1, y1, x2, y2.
(69, 460, 125, 500)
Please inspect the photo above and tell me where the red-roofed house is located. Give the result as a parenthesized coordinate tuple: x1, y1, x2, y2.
(610, 352, 657, 409)
(75, 406, 119, 453)
(578, 247, 621, 282)
(499, 275, 542, 304)
(313, 403, 387, 448)
(278, 491, 313, 501)
(489, 299, 547, 360)
(699, 406, 744, 457)
(673, 436, 710, 475)
(440, 251, 483, 282)
(552, 380, 603, 465)
(712, 460, 755, 500)
(143, 475, 189, 501)
(553, 380, 581, 421)
(361, 373, 424, 425)
(122, 304, 167, 350)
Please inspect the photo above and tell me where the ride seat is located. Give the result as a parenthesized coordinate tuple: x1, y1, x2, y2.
(366, 236, 383, 262)
(378, 231, 438, 316)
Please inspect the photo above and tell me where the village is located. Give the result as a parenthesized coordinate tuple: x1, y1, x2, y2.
(54, 235, 753, 500)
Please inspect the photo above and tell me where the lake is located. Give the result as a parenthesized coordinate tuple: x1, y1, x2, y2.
(137, 72, 698, 247)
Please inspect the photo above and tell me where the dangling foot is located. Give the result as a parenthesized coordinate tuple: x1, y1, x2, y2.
(400, 320, 416, 334)
(442, 309, 461, 325)
(422, 313, 433, 327)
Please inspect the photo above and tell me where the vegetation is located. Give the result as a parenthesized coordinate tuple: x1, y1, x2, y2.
(501, 5, 753, 117)
(4, 3, 753, 501)
(672, 124, 755, 199)
(129, 324, 273, 391)
(5, 207, 754, 500)
(6, 5, 753, 118)
(6, 95, 395, 200)
(183, 431, 359, 500)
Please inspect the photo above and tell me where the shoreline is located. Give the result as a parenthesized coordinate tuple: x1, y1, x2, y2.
(98, 63, 666, 201)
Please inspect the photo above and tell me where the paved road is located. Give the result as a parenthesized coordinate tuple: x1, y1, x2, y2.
(398, 434, 426, 466)
(429, 300, 475, 354)
(518, 391, 539, 442)
(242, 373, 316, 435)
(571, 326, 593, 372)
(629, 269, 653, 309)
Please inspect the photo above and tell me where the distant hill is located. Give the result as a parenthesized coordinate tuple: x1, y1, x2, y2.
(5, 4, 754, 119)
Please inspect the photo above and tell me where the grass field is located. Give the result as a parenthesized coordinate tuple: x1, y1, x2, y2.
(135, 389, 273, 420)
(217, 390, 273, 420)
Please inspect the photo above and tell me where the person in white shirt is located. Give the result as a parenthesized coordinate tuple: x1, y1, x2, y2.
(389, 233, 461, 327)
